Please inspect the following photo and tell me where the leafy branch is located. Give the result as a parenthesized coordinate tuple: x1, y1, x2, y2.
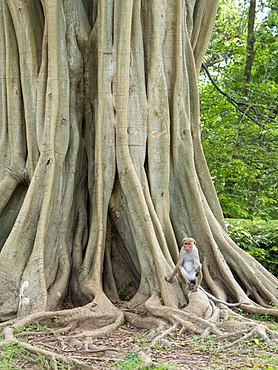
(201, 63, 277, 126)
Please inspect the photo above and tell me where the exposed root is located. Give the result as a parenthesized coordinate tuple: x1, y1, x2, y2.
(185, 289, 214, 319)
(1, 327, 95, 369)
(1, 298, 277, 370)
(1, 289, 277, 370)
(12, 293, 125, 340)
(143, 291, 278, 349)
(207, 306, 220, 323)
(145, 291, 221, 336)
(221, 323, 278, 348)
(200, 326, 217, 338)
(205, 318, 278, 349)
(150, 323, 179, 345)
(1, 327, 14, 341)
(64, 311, 125, 340)
(132, 344, 154, 367)
(124, 311, 168, 332)
(240, 305, 278, 317)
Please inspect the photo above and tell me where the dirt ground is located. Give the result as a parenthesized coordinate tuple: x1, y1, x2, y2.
(13, 320, 278, 370)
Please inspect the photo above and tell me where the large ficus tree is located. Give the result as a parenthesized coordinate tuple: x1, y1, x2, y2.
(0, 0, 277, 353)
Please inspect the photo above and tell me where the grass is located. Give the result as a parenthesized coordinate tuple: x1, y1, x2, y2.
(188, 334, 278, 370)
(0, 341, 80, 370)
(13, 322, 49, 334)
(107, 351, 178, 369)
(0, 343, 51, 370)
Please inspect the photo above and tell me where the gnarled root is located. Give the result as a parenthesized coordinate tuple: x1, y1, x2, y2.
(145, 291, 221, 337)
(185, 289, 215, 319)
(215, 321, 278, 347)
(124, 311, 168, 333)
(1, 327, 95, 369)
(144, 291, 278, 349)
(11, 291, 125, 345)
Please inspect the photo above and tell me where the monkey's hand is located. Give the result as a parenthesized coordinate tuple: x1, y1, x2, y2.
(195, 264, 202, 277)
(187, 282, 195, 291)
(164, 276, 172, 284)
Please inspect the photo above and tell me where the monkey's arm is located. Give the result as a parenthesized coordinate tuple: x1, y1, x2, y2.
(192, 249, 201, 274)
(195, 262, 202, 276)
(164, 265, 179, 283)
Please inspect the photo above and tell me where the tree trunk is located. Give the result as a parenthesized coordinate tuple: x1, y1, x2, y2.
(0, 0, 277, 335)
(242, 0, 256, 96)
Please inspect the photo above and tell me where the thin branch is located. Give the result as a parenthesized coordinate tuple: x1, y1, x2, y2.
(201, 63, 277, 126)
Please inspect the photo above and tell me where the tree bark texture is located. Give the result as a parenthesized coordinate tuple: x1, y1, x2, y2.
(0, 0, 277, 324)
(242, 0, 256, 96)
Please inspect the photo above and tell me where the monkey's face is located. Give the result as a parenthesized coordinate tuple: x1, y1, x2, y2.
(183, 242, 193, 251)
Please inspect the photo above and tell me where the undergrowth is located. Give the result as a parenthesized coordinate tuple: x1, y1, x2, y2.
(226, 218, 278, 275)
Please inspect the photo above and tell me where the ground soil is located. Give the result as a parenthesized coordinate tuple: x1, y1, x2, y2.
(13, 319, 278, 370)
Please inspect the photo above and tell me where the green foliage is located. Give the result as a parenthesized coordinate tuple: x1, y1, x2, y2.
(191, 333, 278, 355)
(244, 312, 277, 323)
(112, 352, 143, 370)
(0, 342, 80, 369)
(53, 316, 60, 325)
(13, 322, 49, 334)
(200, 0, 278, 219)
(192, 335, 226, 355)
(0, 343, 25, 370)
(0, 343, 51, 370)
(110, 352, 177, 370)
(226, 219, 278, 275)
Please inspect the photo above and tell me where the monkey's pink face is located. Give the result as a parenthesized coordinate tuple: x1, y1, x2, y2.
(183, 242, 193, 251)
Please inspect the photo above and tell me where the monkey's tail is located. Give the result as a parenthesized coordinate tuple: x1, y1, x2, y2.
(199, 286, 250, 307)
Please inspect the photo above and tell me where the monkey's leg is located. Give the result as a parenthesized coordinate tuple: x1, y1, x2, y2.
(177, 266, 195, 290)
